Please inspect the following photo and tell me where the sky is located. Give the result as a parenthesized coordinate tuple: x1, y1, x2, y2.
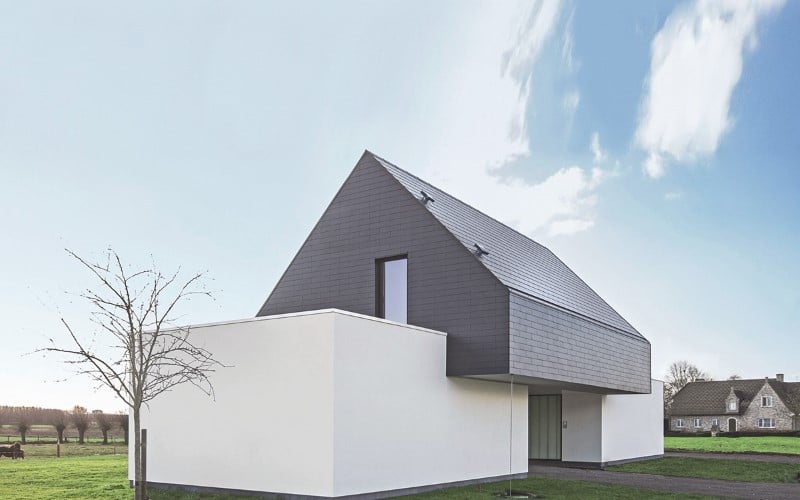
(1, 0, 798, 412)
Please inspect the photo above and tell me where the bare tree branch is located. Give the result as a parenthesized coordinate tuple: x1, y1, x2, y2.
(37, 248, 223, 500)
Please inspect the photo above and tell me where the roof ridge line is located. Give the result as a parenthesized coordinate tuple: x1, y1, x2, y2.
(368, 151, 549, 253)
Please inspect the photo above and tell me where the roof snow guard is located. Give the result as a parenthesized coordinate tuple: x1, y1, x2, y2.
(371, 152, 643, 339)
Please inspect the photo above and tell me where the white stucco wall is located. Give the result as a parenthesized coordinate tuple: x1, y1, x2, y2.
(130, 312, 336, 497)
(131, 310, 527, 498)
(331, 312, 528, 496)
(602, 379, 664, 463)
(561, 391, 602, 463)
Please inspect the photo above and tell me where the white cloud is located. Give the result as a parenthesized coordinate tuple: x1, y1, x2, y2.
(563, 89, 580, 116)
(561, 8, 579, 72)
(502, 0, 562, 89)
(483, 165, 606, 236)
(644, 152, 665, 179)
(636, 0, 785, 178)
(414, 1, 607, 238)
(548, 218, 594, 237)
(590, 132, 607, 164)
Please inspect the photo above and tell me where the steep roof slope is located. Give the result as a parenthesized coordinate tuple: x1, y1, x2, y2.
(671, 379, 765, 415)
(769, 380, 800, 413)
(371, 152, 642, 338)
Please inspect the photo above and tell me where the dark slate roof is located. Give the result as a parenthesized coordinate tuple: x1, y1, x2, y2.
(671, 378, 800, 416)
(369, 152, 643, 338)
(770, 380, 800, 413)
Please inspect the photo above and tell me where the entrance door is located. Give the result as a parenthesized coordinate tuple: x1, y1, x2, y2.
(728, 418, 737, 432)
(529, 395, 561, 460)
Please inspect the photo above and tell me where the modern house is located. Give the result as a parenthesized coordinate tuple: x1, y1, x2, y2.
(670, 374, 800, 433)
(133, 151, 662, 498)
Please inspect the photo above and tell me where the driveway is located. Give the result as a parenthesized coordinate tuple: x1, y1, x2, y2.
(528, 462, 800, 500)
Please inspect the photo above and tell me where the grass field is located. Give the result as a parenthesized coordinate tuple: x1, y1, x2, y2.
(609, 456, 800, 483)
(0, 448, 717, 500)
(148, 480, 717, 500)
(0, 455, 130, 499)
(664, 436, 800, 455)
(401, 477, 716, 499)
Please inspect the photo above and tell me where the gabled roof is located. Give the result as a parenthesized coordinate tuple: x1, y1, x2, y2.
(671, 378, 800, 416)
(369, 152, 643, 339)
(769, 380, 800, 413)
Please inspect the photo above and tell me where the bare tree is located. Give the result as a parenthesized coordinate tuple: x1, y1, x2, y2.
(93, 411, 113, 444)
(116, 412, 129, 445)
(71, 406, 90, 444)
(15, 409, 31, 444)
(49, 409, 69, 443)
(663, 360, 710, 416)
(728, 374, 742, 380)
(40, 249, 221, 500)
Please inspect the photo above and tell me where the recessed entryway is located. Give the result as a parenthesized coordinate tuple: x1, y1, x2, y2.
(529, 395, 562, 460)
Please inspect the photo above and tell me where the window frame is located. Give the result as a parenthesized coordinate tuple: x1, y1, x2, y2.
(675, 419, 684, 428)
(711, 418, 719, 427)
(757, 418, 775, 428)
(693, 418, 702, 428)
(761, 395, 773, 408)
(728, 400, 737, 411)
(375, 254, 408, 322)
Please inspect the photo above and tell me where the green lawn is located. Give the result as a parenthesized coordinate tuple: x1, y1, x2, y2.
(148, 476, 715, 500)
(401, 477, 715, 499)
(0, 452, 716, 500)
(0, 455, 131, 499)
(609, 456, 800, 483)
(665, 436, 800, 455)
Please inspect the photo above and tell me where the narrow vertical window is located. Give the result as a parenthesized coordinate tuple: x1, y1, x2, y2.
(376, 256, 407, 323)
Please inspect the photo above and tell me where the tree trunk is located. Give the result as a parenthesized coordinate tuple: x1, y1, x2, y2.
(102, 430, 108, 445)
(134, 406, 145, 500)
(57, 429, 64, 443)
(20, 431, 26, 444)
(78, 430, 85, 444)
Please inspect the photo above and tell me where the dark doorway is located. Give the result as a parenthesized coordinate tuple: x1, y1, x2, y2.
(728, 418, 737, 432)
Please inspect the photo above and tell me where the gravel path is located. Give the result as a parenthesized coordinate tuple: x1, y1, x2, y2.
(528, 463, 800, 500)
(665, 451, 800, 464)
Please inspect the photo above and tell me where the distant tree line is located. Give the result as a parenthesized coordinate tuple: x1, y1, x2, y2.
(0, 405, 127, 444)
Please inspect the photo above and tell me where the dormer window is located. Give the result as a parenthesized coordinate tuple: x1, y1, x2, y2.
(728, 400, 737, 411)
(761, 396, 773, 407)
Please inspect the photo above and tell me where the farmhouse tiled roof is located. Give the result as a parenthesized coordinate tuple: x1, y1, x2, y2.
(370, 152, 643, 338)
(671, 377, 800, 416)
(769, 380, 800, 413)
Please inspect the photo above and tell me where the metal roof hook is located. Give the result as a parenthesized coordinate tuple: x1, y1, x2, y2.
(474, 243, 489, 257)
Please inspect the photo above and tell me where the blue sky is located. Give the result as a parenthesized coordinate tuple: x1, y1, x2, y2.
(1, 0, 797, 411)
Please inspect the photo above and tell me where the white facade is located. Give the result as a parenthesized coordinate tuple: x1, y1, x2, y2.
(131, 309, 528, 498)
(602, 379, 664, 463)
(559, 380, 664, 464)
